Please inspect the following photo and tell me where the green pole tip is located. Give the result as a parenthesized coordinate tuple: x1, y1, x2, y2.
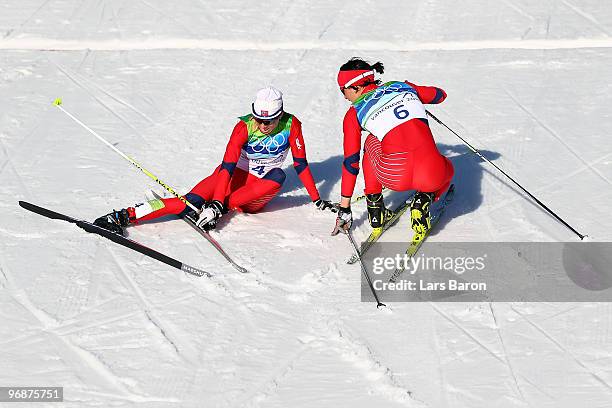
(53, 98, 62, 106)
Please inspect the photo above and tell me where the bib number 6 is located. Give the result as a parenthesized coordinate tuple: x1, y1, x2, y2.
(393, 104, 409, 120)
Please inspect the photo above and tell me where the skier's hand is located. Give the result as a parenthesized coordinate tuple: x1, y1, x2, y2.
(331, 206, 352, 236)
(313, 198, 337, 213)
(196, 200, 224, 231)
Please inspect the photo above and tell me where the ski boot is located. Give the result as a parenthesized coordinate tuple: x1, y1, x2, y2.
(366, 192, 394, 233)
(93, 208, 135, 235)
(410, 191, 435, 235)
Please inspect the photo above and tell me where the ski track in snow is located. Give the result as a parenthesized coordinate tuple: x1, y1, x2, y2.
(3, 37, 612, 51)
(2, 0, 52, 40)
(107, 247, 189, 358)
(428, 302, 575, 404)
(504, 88, 612, 187)
(2, 1, 612, 407)
(1, 258, 152, 401)
(52, 59, 156, 125)
(561, 0, 612, 37)
(51, 61, 152, 147)
(510, 306, 612, 394)
(487, 303, 526, 402)
(325, 321, 424, 406)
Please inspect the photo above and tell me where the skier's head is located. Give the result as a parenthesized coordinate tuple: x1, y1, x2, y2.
(252, 86, 283, 134)
(338, 58, 384, 102)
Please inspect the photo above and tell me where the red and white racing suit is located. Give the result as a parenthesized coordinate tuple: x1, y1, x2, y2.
(341, 81, 454, 200)
(129, 112, 320, 223)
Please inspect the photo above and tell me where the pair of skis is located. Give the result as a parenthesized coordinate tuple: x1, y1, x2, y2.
(20, 184, 453, 280)
(18, 196, 248, 278)
(348, 185, 455, 279)
(347, 193, 415, 264)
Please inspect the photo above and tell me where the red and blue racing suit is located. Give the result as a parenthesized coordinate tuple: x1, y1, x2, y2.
(128, 112, 320, 222)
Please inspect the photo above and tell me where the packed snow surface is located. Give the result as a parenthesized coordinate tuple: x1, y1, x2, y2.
(1, 1, 612, 407)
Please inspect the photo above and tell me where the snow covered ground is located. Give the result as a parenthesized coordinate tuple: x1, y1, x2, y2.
(1, 1, 612, 407)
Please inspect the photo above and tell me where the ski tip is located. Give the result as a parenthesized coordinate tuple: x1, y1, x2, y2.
(18, 200, 34, 210)
(53, 97, 63, 106)
(235, 265, 249, 274)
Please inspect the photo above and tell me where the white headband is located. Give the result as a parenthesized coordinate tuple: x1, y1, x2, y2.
(343, 70, 375, 87)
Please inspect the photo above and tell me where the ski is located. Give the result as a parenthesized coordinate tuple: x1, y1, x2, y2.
(151, 191, 249, 274)
(347, 192, 415, 264)
(388, 184, 455, 283)
(18, 201, 211, 277)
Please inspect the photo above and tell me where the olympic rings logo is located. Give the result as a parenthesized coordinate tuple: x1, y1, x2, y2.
(249, 133, 288, 154)
(363, 83, 415, 104)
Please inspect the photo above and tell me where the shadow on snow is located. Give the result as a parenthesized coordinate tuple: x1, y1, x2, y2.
(131, 144, 501, 236)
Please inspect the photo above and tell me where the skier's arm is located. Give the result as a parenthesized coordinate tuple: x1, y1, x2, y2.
(289, 117, 320, 201)
(340, 107, 362, 200)
(212, 121, 248, 203)
(406, 81, 447, 104)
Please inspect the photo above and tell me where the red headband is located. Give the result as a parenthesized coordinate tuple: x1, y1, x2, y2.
(337, 69, 375, 88)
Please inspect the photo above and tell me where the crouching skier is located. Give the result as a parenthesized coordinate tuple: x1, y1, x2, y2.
(94, 86, 335, 235)
(331, 58, 454, 236)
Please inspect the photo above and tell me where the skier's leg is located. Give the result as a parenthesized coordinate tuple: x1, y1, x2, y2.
(94, 167, 223, 233)
(363, 135, 396, 229)
(409, 155, 454, 234)
(431, 156, 454, 200)
(362, 148, 383, 195)
(135, 167, 252, 222)
(365, 133, 417, 191)
(227, 168, 286, 213)
(410, 191, 435, 234)
(134, 168, 222, 221)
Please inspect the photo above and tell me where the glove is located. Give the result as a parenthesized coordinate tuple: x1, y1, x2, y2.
(313, 198, 337, 212)
(195, 200, 224, 231)
(331, 206, 352, 236)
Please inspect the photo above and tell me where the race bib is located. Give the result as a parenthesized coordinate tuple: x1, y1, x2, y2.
(354, 82, 427, 140)
(237, 113, 293, 177)
(237, 149, 290, 178)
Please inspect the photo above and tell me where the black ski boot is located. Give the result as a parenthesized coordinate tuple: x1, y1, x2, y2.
(410, 191, 435, 234)
(93, 208, 134, 235)
(366, 192, 394, 231)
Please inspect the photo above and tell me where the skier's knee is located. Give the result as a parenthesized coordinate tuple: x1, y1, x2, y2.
(178, 193, 205, 217)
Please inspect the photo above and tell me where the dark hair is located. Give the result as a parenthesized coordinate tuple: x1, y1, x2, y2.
(339, 57, 384, 86)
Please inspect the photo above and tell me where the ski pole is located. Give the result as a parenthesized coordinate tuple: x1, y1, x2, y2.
(347, 230, 386, 308)
(426, 110, 586, 240)
(53, 98, 201, 214)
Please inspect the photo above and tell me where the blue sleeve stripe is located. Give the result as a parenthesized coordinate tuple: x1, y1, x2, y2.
(417, 118, 429, 126)
(293, 157, 308, 175)
(219, 161, 236, 174)
(343, 152, 360, 176)
(431, 88, 445, 104)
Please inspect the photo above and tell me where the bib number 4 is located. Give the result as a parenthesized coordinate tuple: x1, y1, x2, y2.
(252, 165, 266, 176)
